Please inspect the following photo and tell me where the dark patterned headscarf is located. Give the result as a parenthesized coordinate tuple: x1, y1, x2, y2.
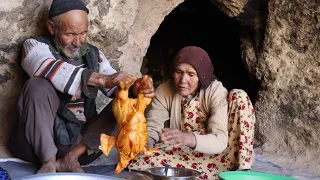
(171, 46, 217, 89)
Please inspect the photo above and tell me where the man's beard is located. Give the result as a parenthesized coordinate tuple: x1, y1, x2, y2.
(57, 43, 85, 60)
(61, 44, 83, 59)
(54, 36, 86, 60)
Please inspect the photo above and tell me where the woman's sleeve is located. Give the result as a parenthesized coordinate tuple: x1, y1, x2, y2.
(146, 83, 171, 147)
(193, 84, 229, 154)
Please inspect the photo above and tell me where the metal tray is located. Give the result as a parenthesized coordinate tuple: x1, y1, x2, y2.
(13, 173, 125, 180)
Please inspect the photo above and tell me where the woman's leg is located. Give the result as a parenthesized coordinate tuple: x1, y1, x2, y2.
(226, 89, 256, 170)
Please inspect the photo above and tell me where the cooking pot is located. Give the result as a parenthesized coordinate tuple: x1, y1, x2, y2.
(13, 173, 124, 180)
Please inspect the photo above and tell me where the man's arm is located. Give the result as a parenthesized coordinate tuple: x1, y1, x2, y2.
(96, 50, 118, 97)
(97, 50, 155, 98)
(22, 39, 134, 98)
(22, 39, 86, 97)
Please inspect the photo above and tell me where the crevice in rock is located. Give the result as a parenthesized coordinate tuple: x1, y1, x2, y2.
(141, 0, 262, 104)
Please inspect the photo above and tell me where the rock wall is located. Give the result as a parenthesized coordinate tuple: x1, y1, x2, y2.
(254, 0, 320, 175)
(0, 0, 52, 148)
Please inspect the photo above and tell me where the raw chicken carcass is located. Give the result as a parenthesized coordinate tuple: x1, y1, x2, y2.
(99, 75, 158, 174)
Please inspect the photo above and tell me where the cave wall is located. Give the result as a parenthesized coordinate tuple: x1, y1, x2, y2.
(0, 0, 319, 176)
(253, 0, 320, 175)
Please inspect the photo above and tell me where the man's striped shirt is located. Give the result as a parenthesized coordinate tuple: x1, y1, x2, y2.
(22, 39, 117, 122)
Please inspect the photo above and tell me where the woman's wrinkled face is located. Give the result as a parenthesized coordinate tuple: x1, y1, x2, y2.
(173, 63, 199, 98)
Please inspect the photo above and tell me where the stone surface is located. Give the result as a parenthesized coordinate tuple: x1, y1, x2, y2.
(0, 0, 51, 144)
(253, 0, 320, 176)
(252, 153, 320, 180)
(212, 0, 248, 17)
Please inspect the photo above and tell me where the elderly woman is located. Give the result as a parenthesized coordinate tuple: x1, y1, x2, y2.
(128, 46, 255, 179)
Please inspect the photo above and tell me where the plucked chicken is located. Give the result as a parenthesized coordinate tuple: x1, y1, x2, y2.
(99, 75, 158, 174)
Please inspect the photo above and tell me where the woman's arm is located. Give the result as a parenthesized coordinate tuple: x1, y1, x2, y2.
(146, 82, 172, 147)
(193, 82, 229, 154)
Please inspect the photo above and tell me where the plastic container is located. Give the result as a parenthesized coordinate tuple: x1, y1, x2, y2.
(219, 171, 296, 180)
(0, 167, 11, 180)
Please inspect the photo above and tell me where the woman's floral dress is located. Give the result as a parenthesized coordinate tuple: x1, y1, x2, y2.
(128, 89, 255, 180)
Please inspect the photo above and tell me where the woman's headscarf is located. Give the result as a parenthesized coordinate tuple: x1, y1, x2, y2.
(171, 46, 217, 89)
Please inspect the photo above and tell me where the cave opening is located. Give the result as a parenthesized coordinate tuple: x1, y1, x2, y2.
(141, 0, 261, 104)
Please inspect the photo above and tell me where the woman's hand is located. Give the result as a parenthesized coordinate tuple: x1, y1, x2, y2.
(160, 128, 196, 148)
(131, 75, 155, 98)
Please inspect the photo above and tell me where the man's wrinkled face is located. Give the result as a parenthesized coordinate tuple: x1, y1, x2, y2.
(173, 63, 200, 98)
(52, 10, 88, 59)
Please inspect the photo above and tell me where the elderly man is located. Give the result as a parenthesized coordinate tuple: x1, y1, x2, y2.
(9, 0, 154, 174)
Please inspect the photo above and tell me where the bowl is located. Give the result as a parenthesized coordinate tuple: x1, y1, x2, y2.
(218, 171, 296, 180)
(14, 173, 125, 180)
(146, 167, 201, 180)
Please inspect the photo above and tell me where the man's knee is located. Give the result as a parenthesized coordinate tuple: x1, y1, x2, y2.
(23, 78, 57, 100)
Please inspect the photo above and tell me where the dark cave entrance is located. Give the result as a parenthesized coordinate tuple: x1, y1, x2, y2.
(141, 0, 261, 104)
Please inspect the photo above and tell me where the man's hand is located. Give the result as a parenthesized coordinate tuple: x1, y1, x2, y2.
(131, 75, 154, 98)
(88, 72, 136, 89)
(160, 128, 196, 148)
(109, 72, 137, 90)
